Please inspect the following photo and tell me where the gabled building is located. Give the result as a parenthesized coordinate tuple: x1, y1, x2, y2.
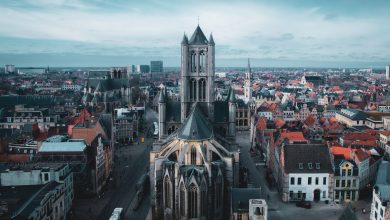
(278, 144, 334, 202)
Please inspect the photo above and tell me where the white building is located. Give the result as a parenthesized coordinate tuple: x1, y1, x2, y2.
(281, 144, 334, 202)
(0, 163, 74, 214)
(370, 161, 390, 220)
(386, 65, 390, 80)
(62, 83, 83, 91)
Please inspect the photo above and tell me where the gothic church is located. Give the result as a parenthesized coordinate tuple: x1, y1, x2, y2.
(150, 26, 240, 220)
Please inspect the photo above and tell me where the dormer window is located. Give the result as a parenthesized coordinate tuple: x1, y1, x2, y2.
(308, 163, 313, 169)
(298, 163, 303, 169)
(315, 163, 320, 169)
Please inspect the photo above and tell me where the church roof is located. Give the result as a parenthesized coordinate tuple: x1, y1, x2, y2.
(181, 33, 189, 45)
(208, 33, 215, 45)
(228, 88, 236, 102)
(177, 104, 213, 140)
(189, 26, 208, 45)
(158, 90, 165, 103)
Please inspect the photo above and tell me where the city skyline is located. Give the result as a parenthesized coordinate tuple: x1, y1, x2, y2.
(1, 0, 390, 68)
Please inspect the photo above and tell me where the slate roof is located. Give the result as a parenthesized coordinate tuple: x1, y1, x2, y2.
(166, 101, 181, 122)
(189, 26, 208, 44)
(0, 95, 57, 108)
(87, 78, 129, 92)
(374, 161, 390, 201)
(337, 109, 368, 120)
(177, 104, 213, 140)
(214, 101, 229, 123)
(99, 113, 113, 138)
(284, 144, 333, 174)
(231, 188, 262, 212)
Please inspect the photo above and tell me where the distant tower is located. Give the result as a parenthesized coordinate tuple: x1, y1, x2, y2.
(244, 58, 253, 102)
(386, 65, 390, 80)
(158, 90, 166, 139)
(228, 88, 236, 137)
(180, 26, 215, 122)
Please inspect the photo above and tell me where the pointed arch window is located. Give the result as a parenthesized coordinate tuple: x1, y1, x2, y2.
(215, 175, 223, 209)
(198, 78, 206, 101)
(190, 78, 197, 101)
(191, 145, 196, 165)
(199, 50, 206, 72)
(201, 183, 207, 217)
(190, 51, 196, 72)
(164, 176, 172, 209)
(180, 183, 185, 217)
(188, 183, 198, 218)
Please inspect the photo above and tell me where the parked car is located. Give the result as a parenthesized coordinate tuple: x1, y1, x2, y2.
(296, 200, 311, 209)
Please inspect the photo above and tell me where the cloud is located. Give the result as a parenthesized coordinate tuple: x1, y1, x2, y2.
(0, 0, 389, 66)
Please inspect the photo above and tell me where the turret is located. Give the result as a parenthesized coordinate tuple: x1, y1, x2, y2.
(158, 90, 166, 139)
(228, 88, 236, 137)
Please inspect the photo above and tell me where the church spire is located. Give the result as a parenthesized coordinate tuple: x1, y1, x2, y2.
(181, 33, 189, 45)
(208, 33, 215, 45)
(246, 58, 251, 80)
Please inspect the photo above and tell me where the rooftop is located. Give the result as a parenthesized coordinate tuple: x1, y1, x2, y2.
(39, 140, 86, 153)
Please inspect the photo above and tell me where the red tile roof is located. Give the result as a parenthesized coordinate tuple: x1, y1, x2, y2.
(331, 146, 351, 160)
(280, 131, 306, 142)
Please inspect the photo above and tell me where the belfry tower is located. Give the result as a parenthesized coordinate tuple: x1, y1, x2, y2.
(180, 26, 215, 122)
(244, 58, 252, 102)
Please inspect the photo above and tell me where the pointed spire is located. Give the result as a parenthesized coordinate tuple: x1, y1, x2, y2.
(158, 90, 165, 103)
(181, 33, 189, 45)
(189, 26, 208, 44)
(247, 58, 251, 74)
(208, 33, 215, 45)
(228, 87, 236, 103)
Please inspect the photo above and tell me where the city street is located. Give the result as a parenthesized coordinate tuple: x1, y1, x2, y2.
(236, 131, 371, 220)
(73, 108, 157, 220)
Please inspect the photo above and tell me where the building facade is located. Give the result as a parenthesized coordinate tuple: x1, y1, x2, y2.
(151, 25, 239, 220)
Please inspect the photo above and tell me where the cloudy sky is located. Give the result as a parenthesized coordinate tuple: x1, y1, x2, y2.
(1, 0, 390, 68)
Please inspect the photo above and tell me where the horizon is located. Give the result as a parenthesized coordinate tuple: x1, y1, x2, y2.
(1, 0, 390, 68)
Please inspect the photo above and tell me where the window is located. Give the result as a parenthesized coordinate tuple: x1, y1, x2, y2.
(315, 177, 319, 185)
(299, 163, 303, 169)
(315, 163, 320, 169)
(201, 183, 207, 217)
(347, 180, 351, 187)
(381, 208, 384, 216)
(44, 173, 49, 181)
(164, 176, 171, 209)
(188, 184, 198, 218)
(335, 191, 339, 200)
(298, 178, 302, 185)
(180, 184, 185, 216)
(323, 177, 327, 185)
(347, 169, 352, 176)
(308, 177, 312, 185)
(290, 177, 295, 185)
(237, 213, 242, 220)
(336, 180, 340, 187)
(323, 191, 326, 198)
(289, 191, 293, 199)
(215, 176, 223, 209)
(341, 180, 346, 187)
(191, 145, 196, 165)
(308, 163, 313, 169)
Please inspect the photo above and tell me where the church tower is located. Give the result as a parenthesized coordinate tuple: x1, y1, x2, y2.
(180, 26, 215, 122)
(244, 58, 252, 102)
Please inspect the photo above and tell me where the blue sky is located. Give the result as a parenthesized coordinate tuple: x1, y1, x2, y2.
(0, 0, 390, 68)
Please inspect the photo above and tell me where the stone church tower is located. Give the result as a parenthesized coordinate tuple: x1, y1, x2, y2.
(151, 26, 239, 220)
(180, 25, 215, 122)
